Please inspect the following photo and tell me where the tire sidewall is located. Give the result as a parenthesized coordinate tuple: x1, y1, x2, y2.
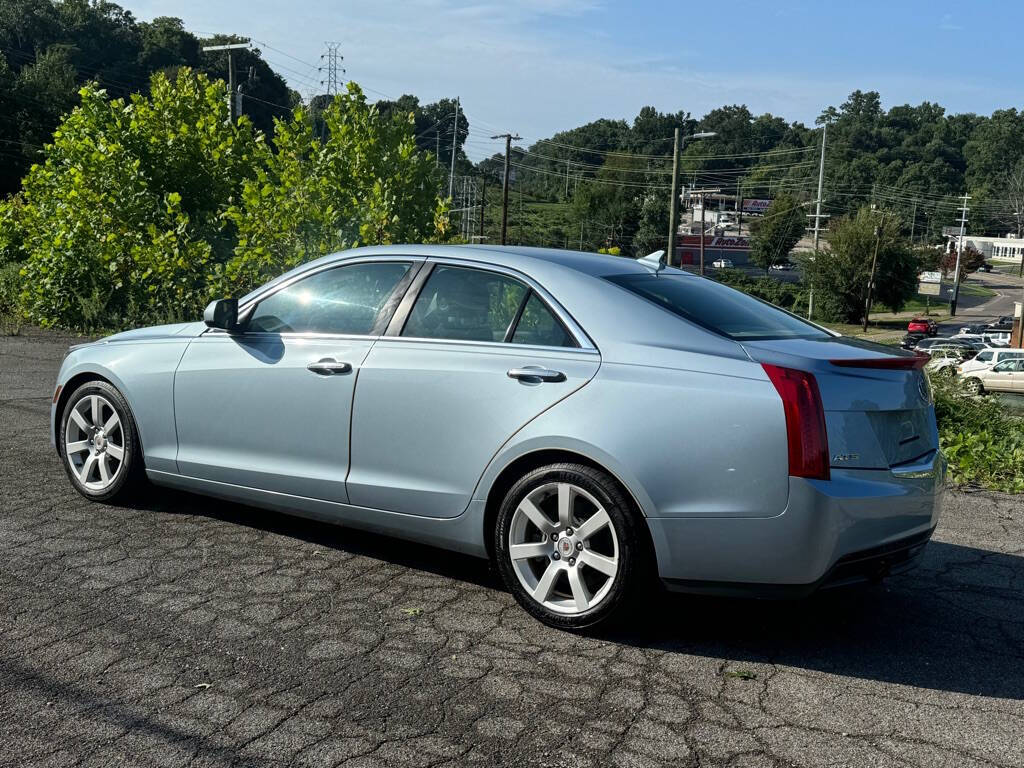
(58, 380, 141, 503)
(494, 463, 643, 631)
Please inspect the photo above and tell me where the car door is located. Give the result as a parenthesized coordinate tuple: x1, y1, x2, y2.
(346, 261, 601, 518)
(173, 258, 419, 502)
(985, 360, 1017, 392)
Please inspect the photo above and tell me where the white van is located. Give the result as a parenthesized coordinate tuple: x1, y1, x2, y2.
(958, 348, 1024, 376)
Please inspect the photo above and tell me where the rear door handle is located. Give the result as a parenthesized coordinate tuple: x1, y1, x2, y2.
(507, 366, 566, 383)
(307, 358, 353, 375)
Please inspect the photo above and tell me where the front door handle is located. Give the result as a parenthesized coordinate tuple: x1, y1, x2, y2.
(507, 366, 566, 383)
(307, 358, 353, 375)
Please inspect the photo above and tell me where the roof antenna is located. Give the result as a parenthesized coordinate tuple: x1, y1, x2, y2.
(638, 250, 666, 274)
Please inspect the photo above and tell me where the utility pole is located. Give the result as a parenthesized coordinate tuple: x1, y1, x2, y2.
(863, 208, 887, 332)
(565, 160, 571, 200)
(807, 121, 829, 318)
(478, 177, 486, 241)
(735, 180, 742, 235)
(950, 193, 970, 317)
(910, 199, 917, 243)
(689, 187, 721, 275)
(667, 128, 682, 267)
(492, 132, 520, 245)
(201, 41, 250, 122)
(448, 97, 460, 199)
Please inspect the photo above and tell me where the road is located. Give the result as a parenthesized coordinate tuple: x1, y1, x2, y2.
(938, 268, 1024, 335)
(2, 330, 1023, 768)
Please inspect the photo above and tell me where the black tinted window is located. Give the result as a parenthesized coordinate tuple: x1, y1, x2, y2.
(248, 262, 411, 334)
(402, 266, 526, 342)
(607, 273, 829, 341)
(511, 293, 574, 347)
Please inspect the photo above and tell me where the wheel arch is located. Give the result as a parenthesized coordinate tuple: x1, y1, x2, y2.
(480, 446, 656, 566)
(54, 368, 141, 452)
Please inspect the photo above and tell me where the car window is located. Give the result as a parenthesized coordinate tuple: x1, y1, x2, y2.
(976, 351, 993, 362)
(607, 273, 829, 341)
(248, 262, 411, 335)
(402, 266, 527, 342)
(511, 293, 574, 347)
(992, 360, 1015, 372)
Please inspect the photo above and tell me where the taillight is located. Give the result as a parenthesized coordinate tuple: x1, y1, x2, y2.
(762, 364, 830, 481)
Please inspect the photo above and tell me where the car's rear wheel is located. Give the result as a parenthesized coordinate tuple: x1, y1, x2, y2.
(494, 463, 644, 630)
(964, 377, 984, 395)
(59, 380, 144, 503)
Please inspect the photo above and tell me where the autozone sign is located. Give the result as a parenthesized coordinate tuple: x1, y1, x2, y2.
(741, 198, 772, 214)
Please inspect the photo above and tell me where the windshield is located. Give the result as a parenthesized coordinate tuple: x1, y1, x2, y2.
(607, 273, 830, 341)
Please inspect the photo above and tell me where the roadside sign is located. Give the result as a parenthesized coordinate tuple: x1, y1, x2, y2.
(919, 271, 942, 284)
(918, 281, 941, 296)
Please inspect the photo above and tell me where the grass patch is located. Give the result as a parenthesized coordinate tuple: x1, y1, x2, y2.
(931, 375, 1024, 494)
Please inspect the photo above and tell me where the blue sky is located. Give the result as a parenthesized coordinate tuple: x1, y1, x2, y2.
(122, 1, 1024, 159)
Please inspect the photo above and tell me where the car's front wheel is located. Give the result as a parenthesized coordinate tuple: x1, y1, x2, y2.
(964, 377, 984, 395)
(59, 380, 144, 503)
(494, 463, 645, 630)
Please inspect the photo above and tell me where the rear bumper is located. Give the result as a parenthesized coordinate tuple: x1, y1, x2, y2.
(649, 451, 945, 596)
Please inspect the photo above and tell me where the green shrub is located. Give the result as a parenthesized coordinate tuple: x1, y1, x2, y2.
(712, 268, 809, 314)
(930, 375, 1024, 493)
(0, 262, 24, 335)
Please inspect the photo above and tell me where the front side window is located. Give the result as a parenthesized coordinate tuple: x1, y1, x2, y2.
(402, 266, 527, 342)
(608, 273, 829, 341)
(248, 262, 411, 335)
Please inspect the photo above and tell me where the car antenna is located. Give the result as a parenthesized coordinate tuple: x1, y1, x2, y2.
(638, 250, 666, 275)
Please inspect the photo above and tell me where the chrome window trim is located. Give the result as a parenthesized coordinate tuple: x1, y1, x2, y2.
(395, 256, 597, 352)
(372, 334, 600, 356)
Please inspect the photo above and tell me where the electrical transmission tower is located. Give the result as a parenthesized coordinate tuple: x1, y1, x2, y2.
(319, 42, 344, 95)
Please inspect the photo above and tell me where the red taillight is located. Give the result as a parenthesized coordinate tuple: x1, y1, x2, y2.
(762, 364, 830, 481)
(829, 355, 928, 370)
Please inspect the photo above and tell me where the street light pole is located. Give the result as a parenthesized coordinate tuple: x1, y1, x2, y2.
(864, 212, 886, 332)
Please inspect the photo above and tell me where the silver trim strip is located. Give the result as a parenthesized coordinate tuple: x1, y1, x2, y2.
(890, 450, 943, 479)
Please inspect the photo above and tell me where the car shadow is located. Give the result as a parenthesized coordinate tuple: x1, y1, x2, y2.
(136, 489, 1023, 701)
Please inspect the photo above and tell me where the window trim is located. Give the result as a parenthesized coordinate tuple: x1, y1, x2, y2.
(384, 259, 591, 351)
(218, 257, 423, 340)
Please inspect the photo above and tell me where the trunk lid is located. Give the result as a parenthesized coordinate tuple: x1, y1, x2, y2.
(742, 336, 938, 471)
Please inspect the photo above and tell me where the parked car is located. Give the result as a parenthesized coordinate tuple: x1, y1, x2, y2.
(958, 323, 989, 336)
(900, 332, 927, 349)
(982, 331, 1011, 346)
(925, 347, 971, 376)
(770, 262, 795, 271)
(50, 245, 944, 629)
(907, 317, 938, 336)
(914, 337, 976, 353)
(711, 258, 734, 268)
(979, 262, 993, 272)
(957, 348, 1024, 376)
(961, 358, 1024, 395)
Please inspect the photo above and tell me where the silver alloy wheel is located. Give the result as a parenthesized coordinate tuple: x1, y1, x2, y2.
(508, 481, 619, 615)
(64, 394, 125, 491)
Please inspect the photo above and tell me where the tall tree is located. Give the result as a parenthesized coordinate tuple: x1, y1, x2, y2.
(749, 193, 805, 273)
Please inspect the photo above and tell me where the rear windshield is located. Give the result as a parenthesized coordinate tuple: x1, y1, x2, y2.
(607, 273, 830, 341)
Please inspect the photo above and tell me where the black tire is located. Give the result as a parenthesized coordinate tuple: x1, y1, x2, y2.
(964, 377, 984, 396)
(58, 380, 145, 503)
(494, 462, 647, 631)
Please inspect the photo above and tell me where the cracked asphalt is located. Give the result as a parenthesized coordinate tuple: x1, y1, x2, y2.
(2, 328, 1023, 768)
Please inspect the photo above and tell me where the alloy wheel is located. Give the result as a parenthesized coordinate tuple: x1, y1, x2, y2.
(507, 481, 619, 615)
(64, 394, 125, 491)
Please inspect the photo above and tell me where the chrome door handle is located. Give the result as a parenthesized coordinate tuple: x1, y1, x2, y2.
(307, 358, 352, 375)
(507, 366, 566, 383)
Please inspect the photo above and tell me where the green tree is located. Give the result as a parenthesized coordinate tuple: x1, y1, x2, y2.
(222, 83, 452, 295)
(749, 193, 805, 273)
(799, 207, 917, 323)
(10, 69, 260, 329)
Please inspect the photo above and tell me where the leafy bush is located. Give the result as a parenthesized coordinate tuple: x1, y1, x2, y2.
(930, 375, 1024, 493)
(0, 262, 24, 335)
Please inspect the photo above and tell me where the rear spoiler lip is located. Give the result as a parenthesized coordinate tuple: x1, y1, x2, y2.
(828, 354, 929, 370)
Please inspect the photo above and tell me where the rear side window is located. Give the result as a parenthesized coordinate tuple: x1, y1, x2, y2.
(511, 293, 574, 347)
(402, 266, 527, 342)
(607, 273, 829, 341)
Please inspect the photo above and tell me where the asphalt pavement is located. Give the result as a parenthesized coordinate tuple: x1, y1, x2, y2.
(2, 329, 1023, 768)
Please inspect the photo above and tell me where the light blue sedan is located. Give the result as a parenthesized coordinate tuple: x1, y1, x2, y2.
(51, 245, 944, 629)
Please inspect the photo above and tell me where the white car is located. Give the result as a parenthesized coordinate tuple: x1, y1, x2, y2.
(712, 259, 734, 268)
(962, 358, 1024, 394)
(958, 348, 1024, 376)
(925, 348, 971, 376)
(983, 331, 1011, 346)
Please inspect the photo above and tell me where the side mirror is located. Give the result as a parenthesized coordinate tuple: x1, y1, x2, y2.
(203, 298, 239, 330)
